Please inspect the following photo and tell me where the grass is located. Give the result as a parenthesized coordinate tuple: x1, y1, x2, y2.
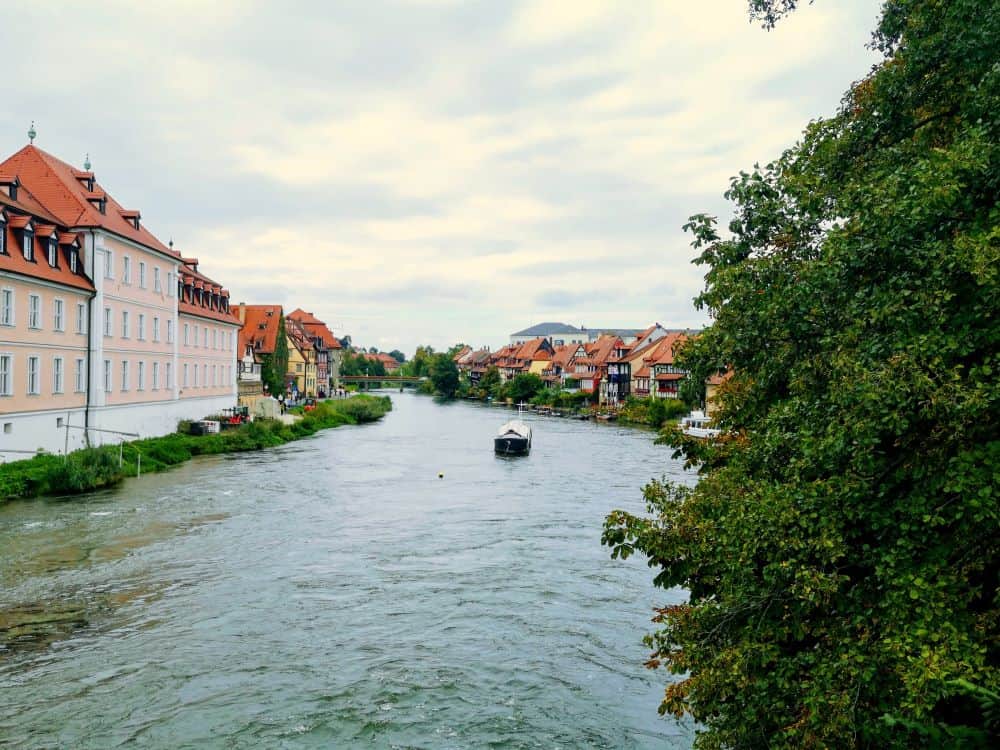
(0, 395, 392, 503)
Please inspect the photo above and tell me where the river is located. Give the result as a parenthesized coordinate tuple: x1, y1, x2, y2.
(1, 392, 695, 749)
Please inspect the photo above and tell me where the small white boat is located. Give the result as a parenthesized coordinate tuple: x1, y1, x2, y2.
(680, 410, 721, 439)
(495, 420, 532, 455)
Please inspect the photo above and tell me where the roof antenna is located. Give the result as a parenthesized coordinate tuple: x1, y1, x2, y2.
(169, 238, 174, 249)
(84, 153, 91, 171)
(28, 121, 36, 144)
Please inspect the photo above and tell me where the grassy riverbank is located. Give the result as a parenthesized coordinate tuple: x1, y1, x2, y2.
(0, 395, 392, 503)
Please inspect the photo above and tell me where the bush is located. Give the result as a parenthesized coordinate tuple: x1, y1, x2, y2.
(1, 396, 393, 503)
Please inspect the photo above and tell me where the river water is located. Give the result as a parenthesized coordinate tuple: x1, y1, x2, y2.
(1, 393, 695, 748)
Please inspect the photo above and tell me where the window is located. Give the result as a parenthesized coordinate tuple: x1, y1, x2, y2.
(121, 360, 130, 391)
(183, 363, 189, 387)
(122, 255, 131, 284)
(212, 329, 217, 349)
(122, 310, 130, 339)
(137, 361, 145, 391)
(166, 272, 174, 297)
(166, 361, 173, 389)
(211, 364, 216, 386)
(53, 299, 64, 331)
(167, 319, 175, 344)
(193, 364, 199, 387)
(138, 313, 146, 340)
(152, 361, 159, 390)
(184, 323, 189, 346)
(75, 358, 85, 392)
(0, 217, 6, 255)
(53, 356, 63, 394)
(103, 359, 112, 393)
(47, 240, 57, 267)
(104, 249, 113, 279)
(69, 248, 78, 274)
(1, 289, 12, 326)
(153, 316, 160, 342)
(0, 354, 11, 396)
(192, 324, 198, 347)
(103, 307, 112, 337)
(27, 356, 39, 394)
(203, 328, 208, 348)
(202, 364, 207, 387)
(76, 303, 87, 334)
(22, 232, 33, 261)
(28, 294, 40, 329)
(154, 267, 161, 293)
(139, 261, 146, 288)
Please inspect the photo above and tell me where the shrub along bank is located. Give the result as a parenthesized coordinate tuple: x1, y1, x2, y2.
(0, 395, 391, 502)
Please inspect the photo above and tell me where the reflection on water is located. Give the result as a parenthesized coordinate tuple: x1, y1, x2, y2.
(0, 393, 695, 748)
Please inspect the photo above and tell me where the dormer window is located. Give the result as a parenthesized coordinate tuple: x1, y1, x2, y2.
(21, 230, 34, 262)
(0, 212, 6, 256)
(47, 239, 57, 267)
(69, 248, 78, 274)
(0, 176, 19, 201)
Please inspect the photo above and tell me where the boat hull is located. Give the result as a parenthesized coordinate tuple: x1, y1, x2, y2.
(494, 435, 531, 455)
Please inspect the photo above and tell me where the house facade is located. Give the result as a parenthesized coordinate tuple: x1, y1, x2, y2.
(0, 143, 238, 460)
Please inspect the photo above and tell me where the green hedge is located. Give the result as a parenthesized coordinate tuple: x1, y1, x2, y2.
(0, 395, 392, 502)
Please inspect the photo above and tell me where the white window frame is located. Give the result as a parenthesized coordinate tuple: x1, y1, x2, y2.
(138, 261, 146, 289)
(52, 356, 64, 394)
(53, 298, 64, 332)
(104, 307, 112, 337)
(122, 310, 130, 339)
(153, 266, 161, 293)
(138, 313, 146, 341)
(152, 361, 159, 390)
(203, 328, 208, 348)
(121, 360, 130, 391)
(104, 249, 114, 279)
(183, 363, 189, 387)
(27, 294, 41, 329)
(167, 319, 175, 344)
(76, 302, 87, 334)
(103, 359, 112, 393)
(22, 233, 34, 261)
(47, 240, 57, 267)
(184, 323, 189, 346)
(153, 316, 160, 342)
(122, 255, 131, 284)
(0, 353, 11, 396)
(137, 360, 145, 391)
(0, 288, 13, 327)
(27, 355, 40, 395)
(166, 361, 173, 389)
(75, 357, 85, 393)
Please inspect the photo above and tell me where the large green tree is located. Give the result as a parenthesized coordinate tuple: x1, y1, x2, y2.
(260, 315, 288, 397)
(604, 1, 999, 746)
(430, 353, 460, 398)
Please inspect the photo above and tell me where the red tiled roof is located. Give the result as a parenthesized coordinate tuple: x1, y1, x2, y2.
(287, 308, 342, 349)
(239, 304, 284, 355)
(0, 207, 94, 292)
(0, 145, 177, 258)
(654, 373, 685, 381)
(177, 259, 240, 326)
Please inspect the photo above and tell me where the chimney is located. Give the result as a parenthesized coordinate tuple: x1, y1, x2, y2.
(238, 302, 246, 324)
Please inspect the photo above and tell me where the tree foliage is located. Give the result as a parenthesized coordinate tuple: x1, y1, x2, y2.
(429, 353, 460, 398)
(504, 372, 544, 404)
(260, 315, 288, 396)
(604, 0, 999, 746)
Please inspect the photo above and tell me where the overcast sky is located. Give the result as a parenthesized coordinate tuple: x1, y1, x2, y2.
(1, 0, 880, 354)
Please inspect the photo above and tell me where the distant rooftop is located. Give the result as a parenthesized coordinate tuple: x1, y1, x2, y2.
(511, 322, 583, 337)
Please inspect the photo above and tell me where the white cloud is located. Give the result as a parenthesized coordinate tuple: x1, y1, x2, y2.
(0, 0, 881, 352)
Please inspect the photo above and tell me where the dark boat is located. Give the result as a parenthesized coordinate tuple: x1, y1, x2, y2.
(495, 420, 532, 455)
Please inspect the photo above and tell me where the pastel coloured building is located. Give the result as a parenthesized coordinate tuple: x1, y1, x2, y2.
(0, 139, 239, 460)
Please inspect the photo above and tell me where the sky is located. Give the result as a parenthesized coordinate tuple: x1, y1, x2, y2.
(0, 0, 881, 354)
